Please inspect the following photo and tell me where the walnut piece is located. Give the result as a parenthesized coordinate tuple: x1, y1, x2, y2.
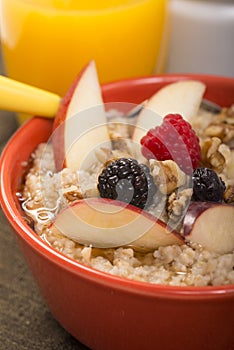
(62, 186, 83, 202)
(217, 105, 234, 124)
(224, 184, 234, 204)
(149, 160, 187, 195)
(205, 123, 234, 144)
(201, 137, 225, 173)
(167, 188, 193, 223)
(95, 147, 130, 165)
(108, 121, 130, 141)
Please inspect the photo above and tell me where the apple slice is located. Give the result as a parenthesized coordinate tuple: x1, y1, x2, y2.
(49, 198, 183, 251)
(184, 202, 234, 254)
(52, 60, 111, 171)
(132, 80, 206, 144)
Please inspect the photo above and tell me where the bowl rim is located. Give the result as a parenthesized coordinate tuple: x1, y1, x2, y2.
(1, 74, 234, 299)
(102, 72, 234, 94)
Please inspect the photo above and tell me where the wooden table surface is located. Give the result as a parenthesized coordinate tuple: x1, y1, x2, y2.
(0, 53, 89, 350)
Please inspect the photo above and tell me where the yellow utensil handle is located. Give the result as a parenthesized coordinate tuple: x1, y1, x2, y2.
(0, 75, 61, 117)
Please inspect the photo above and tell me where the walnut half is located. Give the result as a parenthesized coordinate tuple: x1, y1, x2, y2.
(201, 137, 225, 173)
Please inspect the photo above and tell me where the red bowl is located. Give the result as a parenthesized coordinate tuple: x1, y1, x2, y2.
(1, 74, 234, 350)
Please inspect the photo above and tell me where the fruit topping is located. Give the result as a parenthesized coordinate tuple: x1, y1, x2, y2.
(97, 158, 156, 209)
(49, 198, 184, 250)
(132, 80, 206, 143)
(183, 202, 234, 254)
(52, 60, 111, 171)
(192, 167, 226, 202)
(149, 159, 187, 195)
(140, 113, 201, 174)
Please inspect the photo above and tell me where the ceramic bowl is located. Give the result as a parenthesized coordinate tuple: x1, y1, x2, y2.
(1, 74, 234, 350)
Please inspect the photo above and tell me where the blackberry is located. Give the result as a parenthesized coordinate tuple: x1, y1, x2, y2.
(192, 167, 226, 202)
(97, 158, 156, 209)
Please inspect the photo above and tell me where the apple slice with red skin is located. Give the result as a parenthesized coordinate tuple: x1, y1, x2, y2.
(52, 60, 111, 171)
(49, 197, 184, 251)
(184, 202, 234, 254)
(132, 80, 206, 144)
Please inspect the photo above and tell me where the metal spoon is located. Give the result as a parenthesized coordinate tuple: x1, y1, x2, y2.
(200, 98, 222, 114)
(125, 98, 222, 119)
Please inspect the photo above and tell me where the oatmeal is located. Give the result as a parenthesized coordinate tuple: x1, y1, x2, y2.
(19, 86, 234, 287)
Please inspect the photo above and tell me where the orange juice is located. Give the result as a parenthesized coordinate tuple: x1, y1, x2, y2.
(0, 0, 167, 96)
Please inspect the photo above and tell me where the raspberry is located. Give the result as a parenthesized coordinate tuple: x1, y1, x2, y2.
(97, 158, 156, 209)
(140, 114, 201, 174)
(192, 167, 226, 202)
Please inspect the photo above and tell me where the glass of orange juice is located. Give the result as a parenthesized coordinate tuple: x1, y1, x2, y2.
(0, 0, 168, 122)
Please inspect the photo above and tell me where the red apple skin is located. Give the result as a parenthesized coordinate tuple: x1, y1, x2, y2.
(49, 197, 184, 251)
(183, 201, 232, 236)
(183, 202, 215, 237)
(183, 201, 234, 254)
(52, 61, 93, 171)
